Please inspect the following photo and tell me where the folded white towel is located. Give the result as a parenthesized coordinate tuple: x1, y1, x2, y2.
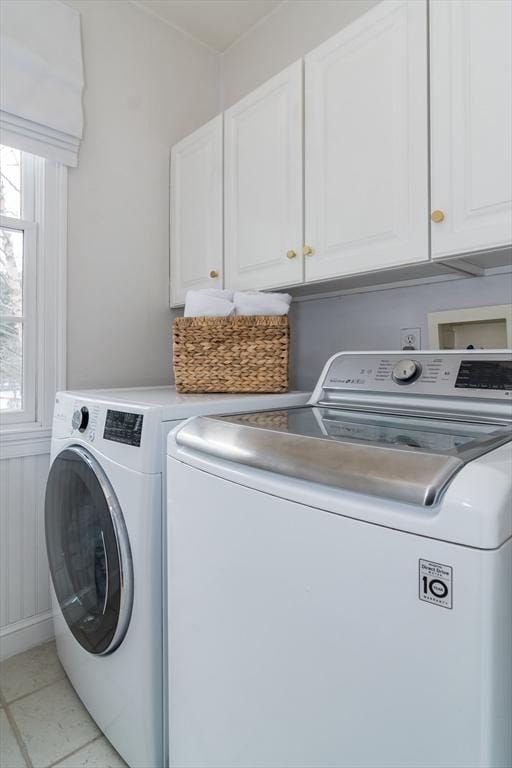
(234, 299, 290, 316)
(235, 290, 292, 305)
(183, 289, 292, 317)
(234, 291, 292, 316)
(184, 290, 235, 317)
(196, 289, 234, 301)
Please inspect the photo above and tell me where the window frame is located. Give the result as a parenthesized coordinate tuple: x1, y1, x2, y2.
(0, 147, 67, 441)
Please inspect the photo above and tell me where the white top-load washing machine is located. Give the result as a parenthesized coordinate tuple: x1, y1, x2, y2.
(44, 385, 309, 768)
(167, 351, 512, 768)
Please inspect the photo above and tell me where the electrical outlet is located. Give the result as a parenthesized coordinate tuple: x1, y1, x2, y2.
(400, 328, 421, 351)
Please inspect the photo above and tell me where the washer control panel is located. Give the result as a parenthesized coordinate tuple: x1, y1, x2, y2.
(323, 353, 512, 400)
(455, 359, 512, 391)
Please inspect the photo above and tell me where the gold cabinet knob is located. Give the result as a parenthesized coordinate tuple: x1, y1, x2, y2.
(431, 210, 445, 223)
(303, 245, 314, 257)
(286, 250, 297, 260)
(209, 270, 219, 279)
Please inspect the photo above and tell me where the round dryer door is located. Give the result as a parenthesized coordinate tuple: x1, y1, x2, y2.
(45, 446, 133, 655)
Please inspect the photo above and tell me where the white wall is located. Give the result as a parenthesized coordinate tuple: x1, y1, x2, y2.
(66, 0, 220, 389)
(221, 0, 379, 108)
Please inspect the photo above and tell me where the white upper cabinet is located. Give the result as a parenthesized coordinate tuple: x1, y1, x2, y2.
(224, 61, 303, 291)
(170, 0, 509, 301)
(304, 0, 429, 282)
(170, 116, 223, 307)
(430, 0, 512, 259)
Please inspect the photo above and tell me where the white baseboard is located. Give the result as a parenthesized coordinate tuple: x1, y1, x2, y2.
(0, 611, 54, 661)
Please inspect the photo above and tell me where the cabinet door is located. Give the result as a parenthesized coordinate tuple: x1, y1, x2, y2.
(430, 0, 512, 259)
(170, 116, 223, 307)
(224, 61, 303, 291)
(304, 0, 428, 282)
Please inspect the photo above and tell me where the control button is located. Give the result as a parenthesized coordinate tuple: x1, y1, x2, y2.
(392, 359, 422, 384)
(72, 407, 89, 432)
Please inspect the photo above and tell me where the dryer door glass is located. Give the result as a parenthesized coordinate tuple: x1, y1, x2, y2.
(45, 447, 133, 654)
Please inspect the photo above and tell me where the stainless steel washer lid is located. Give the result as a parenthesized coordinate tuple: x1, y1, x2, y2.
(175, 406, 512, 506)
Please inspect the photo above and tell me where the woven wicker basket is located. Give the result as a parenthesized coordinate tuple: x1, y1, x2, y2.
(172, 315, 289, 393)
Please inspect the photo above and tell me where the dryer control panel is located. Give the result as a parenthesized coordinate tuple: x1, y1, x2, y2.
(322, 352, 512, 400)
(51, 393, 165, 473)
(104, 409, 144, 447)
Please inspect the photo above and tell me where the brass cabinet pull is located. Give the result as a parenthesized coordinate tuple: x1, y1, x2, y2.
(303, 245, 314, 257)
(209, 270, 219, 279)
(286, 250, 297, 260)
(431, 210, 445, 223)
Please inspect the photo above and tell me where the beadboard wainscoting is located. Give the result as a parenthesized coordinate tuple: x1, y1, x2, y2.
(0, 448, 53, 661)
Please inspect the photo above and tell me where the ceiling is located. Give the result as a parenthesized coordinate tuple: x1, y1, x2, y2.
(131, 0, 284, 53)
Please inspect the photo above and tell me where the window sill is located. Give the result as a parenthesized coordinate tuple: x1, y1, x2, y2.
(0, 425, 52, 459)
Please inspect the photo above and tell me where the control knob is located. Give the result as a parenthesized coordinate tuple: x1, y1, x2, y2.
(392, 359, 421, 384)
(72, 406, 89, 432)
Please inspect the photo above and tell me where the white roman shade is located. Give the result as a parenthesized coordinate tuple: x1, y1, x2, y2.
(0, 0, 84, 166)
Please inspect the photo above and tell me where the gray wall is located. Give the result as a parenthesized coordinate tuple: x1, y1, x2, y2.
(66, 0, 220, 389)
(290, 272, 512, 390)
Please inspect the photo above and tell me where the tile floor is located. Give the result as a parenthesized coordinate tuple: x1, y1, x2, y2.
(0, 642, 127, 768)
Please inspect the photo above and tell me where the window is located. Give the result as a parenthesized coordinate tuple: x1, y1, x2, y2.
(0, 144, 67, 434)
(0, 145, 37, 424)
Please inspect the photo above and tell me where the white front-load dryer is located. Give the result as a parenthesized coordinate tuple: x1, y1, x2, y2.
(45, 403, 164, 768)
(45, 386, 310, 768)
